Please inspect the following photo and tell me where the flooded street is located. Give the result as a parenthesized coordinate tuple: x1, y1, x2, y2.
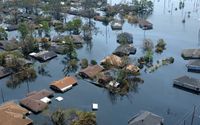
(0, 0, 200, 125)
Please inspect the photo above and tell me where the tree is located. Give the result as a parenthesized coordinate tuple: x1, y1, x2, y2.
(41, 21, 50, 37)
(18, 22, 29, 40)
(65, 18, 82, 34)
(64, 37, 77, 59)
(71, 111, 96, 125)
(51, 109, 65, 125)
(0, 27, 8, 40)
(21, 35, 39, 56)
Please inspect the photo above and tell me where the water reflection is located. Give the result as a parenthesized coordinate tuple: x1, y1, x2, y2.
(38, 63, 52, 77)
(6, 68, 37, 89)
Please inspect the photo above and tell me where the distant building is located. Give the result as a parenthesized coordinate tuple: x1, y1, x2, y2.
(128, 111, 164, 125)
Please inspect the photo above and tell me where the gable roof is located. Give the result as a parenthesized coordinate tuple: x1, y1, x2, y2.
(50, 77, 77, 92)
(0, 101, 32, 125)
(20, 89, 53, 113)
(79, 65, 104, 79)
(128, 111, 163, 125)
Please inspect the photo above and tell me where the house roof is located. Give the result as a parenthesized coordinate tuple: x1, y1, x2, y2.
(113, 44, 136, 56)
(71, 35, 84, 44)
(79, 65, 104, 78)
(188, 60, 200, 66)
(0, 101, 32, 125)
(20, 98, 48, 113)
(31, 51, 57, 61)
(101, 55, 123, 67)
(0, 39, 19, 51)
(128, 111, 163, 125)
(174, 75, 200, 88)
(182, 49, 200, 59)
(139, 19, 153, 26)
(126, 64, 140, 73)
(50, 77, 77, 91)
(20, 89, 53, 113)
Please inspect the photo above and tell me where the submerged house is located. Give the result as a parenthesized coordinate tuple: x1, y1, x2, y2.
(181, 49, 200, 59)
(50, 76, 77, 92)
(0, 101, 32, 125)
(113, 44, 136, 56)
(117, 32, 133, 44)
(111, 20, 123, 30)
(187, 60, 200, 72)
(128, 111, 164, 125)
(173, 76, 200, 93)
(0, 39, 19, 51)
(79, 65, 104, 79)
(138, 19, 153, 30)
(0, 66, 11, 79)
(98, 68, 118, 85)
(101, 54, 123, 68)
(71, 35, 84, 44)
(20, 89, 54, 113)
(5, 25, 18, 31)
(29, 51, 57, 62)
(125, 64, 140, 74)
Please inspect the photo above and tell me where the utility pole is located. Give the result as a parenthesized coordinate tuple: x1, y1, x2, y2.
(191, 106, 196, 125)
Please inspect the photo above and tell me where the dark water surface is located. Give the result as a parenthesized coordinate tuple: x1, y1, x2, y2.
(1, 0, 200, 125)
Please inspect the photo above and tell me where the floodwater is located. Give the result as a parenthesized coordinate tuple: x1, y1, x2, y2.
(1, 0, 200, 125)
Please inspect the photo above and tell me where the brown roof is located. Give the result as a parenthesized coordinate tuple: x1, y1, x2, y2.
(126, 64, 140, 73)
(0, 102, 32, 125)
(26, 89, 54, 100)
(79, 65, 104, 79)
(20, 89, 53, 113)
(101, 55, 123, 67)
(20, 98, 47, 113)
(50, 77, 77, 91)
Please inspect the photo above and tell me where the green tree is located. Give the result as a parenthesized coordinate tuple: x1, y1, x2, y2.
(21, 35, 39, 56)
(41, 21, 50, 37)
(64, 37, 77, 59)
(18, 22, 29, 40)
(0, 27, 8, 40)
(51, 109, 65, 125)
